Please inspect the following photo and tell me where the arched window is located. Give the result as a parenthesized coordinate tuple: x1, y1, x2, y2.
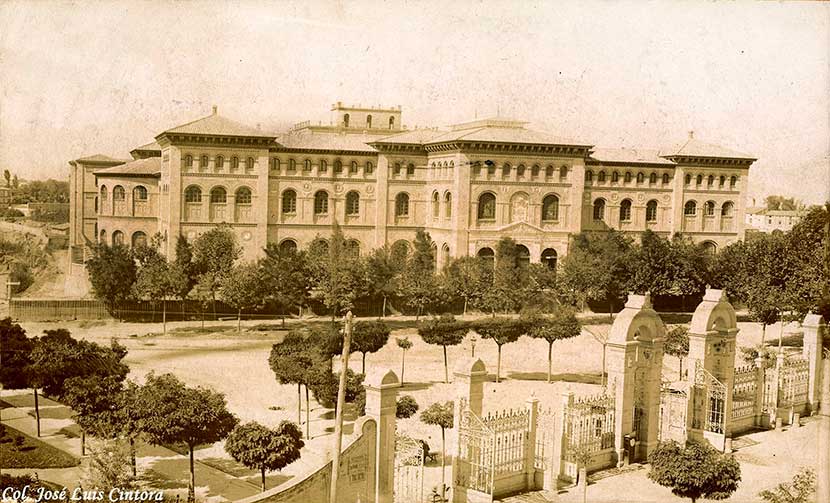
(366, 115, 372, 128)
(393, 163, 401, 175)
(624, 172, 632, 183)
(597, 171, 606, 182)
(99, 229, 107, 244)
(236, 187, 252, 205)
(345, 240, 360, 257)
(477, 192, 496, 220)
(516, 245, 530, 267)
(685, 174, 692, 185)
(216, 155, 225, 170)
(502, 163, 512, 177)
(560, 165, 568, 179)
(279, 239, 297, 253)
(334, 160, 343, 173)
(722, 201, 734, 217)
(389, 116, 395, 129)
(200, 155, 208, 169)
(444, 192, 452, 218)
(730, 176, 737, 188)
(288, 159, 296, 172)
(719, 175, 726, 187)
(541, 248, 557, 270)
(708, 175, 714, 187)
(346, 191, 360, 215)
(350, 161, 358, 174)
(696, 174, 703, 185)
(636, 172, 644, 183)
(663, 173, 670, 184)
(395, 193, 410, 217)
(542, 194, 559, 221)
(517, 164, 526, 178)
(230, 156, 239, 172)
(593, 199, 606, 221)
(477, 247, 495, 265)
(703, 241, 718, 255)
(133, 186, 148, 201)
(310, 238, 329, 255)
(246, 157, 254, 172)
(314, 191, 329, 215)
(184, 155, 193, 169)
(282, 189, 297, 214)
(586, 170, 594, 182)
(531, 165, 540, 178)
(684, 200, 697, 216)
(112, 230, 124, 247)
(100, 186, 108, 202)
(185, 185, 202, 202)
(113, 185, 126, 201)
(132, 231, 147, 248)
(210, 186, 227, 203)
(406, 163, 415, 176)
(620, 199, 632, 221)
(303, 159, 312, 172)
(319, 160, 328, 172)
(270, 158, 280, 172)
(612, 171, 619, 183)
(94, 196, 98, 213)
(366, 161, 374, 174)
(649, 172, 657, 184)
(486, 160, 496, 176)
(343, 113, 350, 128)
(705, 201, 716, 216)
(432, 191, 440, 218)
(646, 200, 658, 222)
(441, 243, 450, 266)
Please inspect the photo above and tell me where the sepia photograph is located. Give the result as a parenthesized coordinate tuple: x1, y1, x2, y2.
(1, 1, 828, 502)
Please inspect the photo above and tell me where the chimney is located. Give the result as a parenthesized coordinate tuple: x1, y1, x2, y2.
(212, 105, 218, 115)
(688, 130, 694, 139)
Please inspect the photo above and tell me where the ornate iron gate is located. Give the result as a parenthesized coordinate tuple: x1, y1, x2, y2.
(692, 364, 726, 435)
(394, 434, 424, 503)
(659, 387, 688, 443)
(454, 404, 495, 495)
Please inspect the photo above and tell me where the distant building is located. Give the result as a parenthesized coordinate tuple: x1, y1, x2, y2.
(67, 101, 756, 270)
(745, 206, 808, 232)
(0, 186, 11, 208)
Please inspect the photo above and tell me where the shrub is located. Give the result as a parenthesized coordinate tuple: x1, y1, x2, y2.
(396, 395, 419, 419)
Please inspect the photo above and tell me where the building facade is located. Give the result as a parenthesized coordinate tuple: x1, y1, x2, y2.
(68, 102, 755, 270)
(745, 207, 808, 233)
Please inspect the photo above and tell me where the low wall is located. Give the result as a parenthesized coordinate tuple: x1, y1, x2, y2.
(236, 417, 377, 503)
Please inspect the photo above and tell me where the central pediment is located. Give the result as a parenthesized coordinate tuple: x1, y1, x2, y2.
(495, 221, 546, 234)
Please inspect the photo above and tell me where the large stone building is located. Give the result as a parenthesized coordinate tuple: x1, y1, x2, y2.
(68, 102, 755, 273)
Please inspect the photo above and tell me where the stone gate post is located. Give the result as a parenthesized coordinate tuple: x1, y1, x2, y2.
(524, 396, 539, 490)
(364, 368, 400, 503)
(803, 314, 827, 414)
(451, 357, 486, 502)
(550, 391, 574, 486)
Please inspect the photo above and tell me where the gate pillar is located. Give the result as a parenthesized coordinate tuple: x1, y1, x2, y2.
(803, 314, 827, 414)
(606, 293, 666, 466)
(365, 368, 400, 503)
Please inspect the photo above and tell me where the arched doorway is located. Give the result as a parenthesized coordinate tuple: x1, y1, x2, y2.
(541, 248, 558, 270)
(516, 244, 530, 267)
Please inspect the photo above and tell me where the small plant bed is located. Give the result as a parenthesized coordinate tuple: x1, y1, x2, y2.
(0, 425, 79, 469)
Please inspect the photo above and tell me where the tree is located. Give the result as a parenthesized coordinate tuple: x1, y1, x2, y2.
(193, 224, 242, 317)
(474, 317, 526, 383)
(351, 320, 391, 373)
(309, 221, 369, 319)
(86, 243, 137, 316)
(3, 169, 10, 187)
(764, 195, 800, 211)
(220, 262, 267, 333)
(480, 237, 527, 314)
(137, 372, 238, 503)
(420, 401, 454, 496)
(647, 440, 741, 503)
(418, 314, 468, 383)
(269, 331, 318, 438)
(783, 205, 830, 320)
(173, 235, 198, 316)
(398, 229, 439, 319)
(132, 255, 182, 334)
(560, 231, 632, 317)
(225, 421, 304, 492)
(11, 174, 18, 189)
(82, 440, 136, 495)
(0, 318, 33, 392)
(0, 474, 43, 502)
(664, 326, 690, 379)
(525, 306, 581, 383)
(261, 243, 312, 317)
(443, 256, 490, 316)
(62, 374, 125, 455)
(758, 467, 816, 503)
(396, 395, 419, 419)
(396, 337, 413, 385)
(366, 243, 407, 317)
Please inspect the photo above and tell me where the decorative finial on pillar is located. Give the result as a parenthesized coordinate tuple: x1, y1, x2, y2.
(212, 105, 218, 115)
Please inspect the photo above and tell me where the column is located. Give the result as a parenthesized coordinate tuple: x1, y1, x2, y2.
(364, 368, 399, 503)
(373, 154, 389, 248)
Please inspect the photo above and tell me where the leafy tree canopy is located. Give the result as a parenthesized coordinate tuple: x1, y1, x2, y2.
(0, 318, 32, 390)
(225, 421, 304, 474)
(420, 401, 454, 430)
(86, 243, 137, 313)
(647, 440, 741, 502)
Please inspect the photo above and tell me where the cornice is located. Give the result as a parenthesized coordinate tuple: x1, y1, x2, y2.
(425, 141, 591, 158)
(662, 156, 755, 167)
(156, 133, 274, 148)
(270, 147, 379, 156)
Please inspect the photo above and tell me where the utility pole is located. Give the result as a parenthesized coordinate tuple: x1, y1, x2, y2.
(330, 311, 353, 503)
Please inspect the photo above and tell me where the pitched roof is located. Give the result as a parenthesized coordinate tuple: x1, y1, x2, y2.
(93, 157, 161, 177)
(131, 141, 161, 152)
(426, 125, 587, 146)
(661, 137, 755, 160)
(161, 110, 275, 138)
(588, 148, 675, 165)
(74, 154, 127, 164)
(275, 132, 378, 153)
(370, 128, 447, 145)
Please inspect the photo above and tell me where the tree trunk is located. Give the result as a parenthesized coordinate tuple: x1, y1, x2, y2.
(212, 293, 217, 321)
(608, 301, 613, 322)
(440, 426, 446, 498)
(602, 343, 607, 388)
(362, 352, 366, 375)
(443, 345, 449, 384)
(130, 436, 137, 477)
(188, 444, 196, 503)
(679, 356, 684, 380)
(201, 309, 205, 329)
(81, 430, 86, 456)
(162, 298, 167, 335)
(297, 383, 302, 426)
(547, 341, 553, 384)
(496, 345, 502, 383)
(305, 385, 311, 440)
(463, 297, 468, 317)
(381, 295, 387, 319)
(401, 349, 406, 386)
(261, 467, 266, 492)
(238, 308, 242, 334)
(761, 324, 766, 345)
(33, 388, 41, 437)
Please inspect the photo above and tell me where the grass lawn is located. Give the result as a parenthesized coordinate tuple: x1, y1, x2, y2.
(0, 425, 79, 469)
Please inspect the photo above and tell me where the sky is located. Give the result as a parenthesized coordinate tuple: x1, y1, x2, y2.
(1, 0, 828, 205)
